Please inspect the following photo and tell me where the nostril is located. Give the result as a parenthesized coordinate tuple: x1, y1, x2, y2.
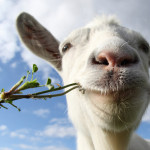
(92, 57, 109, 65)
(120, 59, 131, 67)
(119, 56, 139, 67)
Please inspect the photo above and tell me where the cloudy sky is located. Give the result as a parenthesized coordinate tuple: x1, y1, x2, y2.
(0, 0, 150, 150)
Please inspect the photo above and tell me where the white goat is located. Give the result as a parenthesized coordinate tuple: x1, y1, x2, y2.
(16, 12, 150, 150)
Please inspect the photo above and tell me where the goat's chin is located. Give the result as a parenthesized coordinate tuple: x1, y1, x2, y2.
(81, 86, 148, 132)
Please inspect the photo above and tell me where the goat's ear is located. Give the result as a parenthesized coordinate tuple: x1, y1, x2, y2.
(16, 12, 62, 71)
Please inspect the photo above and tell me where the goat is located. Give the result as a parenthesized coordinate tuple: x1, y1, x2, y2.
(16, 12, 150, 150)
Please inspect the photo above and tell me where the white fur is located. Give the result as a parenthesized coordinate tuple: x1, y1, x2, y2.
(17, 13, 150, 150)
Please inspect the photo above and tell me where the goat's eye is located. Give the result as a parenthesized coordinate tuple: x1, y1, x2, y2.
(139, 43, 149, 54)
(62, 43, 72, 53)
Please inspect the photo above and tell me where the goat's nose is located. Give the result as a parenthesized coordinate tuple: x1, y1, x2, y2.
(92, 51, 138, 68)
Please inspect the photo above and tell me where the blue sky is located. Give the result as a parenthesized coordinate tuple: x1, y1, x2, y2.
(0, 0, 150, 150)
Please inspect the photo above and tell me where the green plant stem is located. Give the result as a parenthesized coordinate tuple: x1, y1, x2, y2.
(32, 83, 79, 95)
(0, 86, 79, 103)
(8, 76, 26, 94)
(0, 63, 82, 110)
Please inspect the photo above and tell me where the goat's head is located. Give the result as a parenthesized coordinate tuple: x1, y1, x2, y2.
(17, 13, 150, 133)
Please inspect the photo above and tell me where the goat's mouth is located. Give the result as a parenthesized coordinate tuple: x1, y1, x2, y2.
(83, 86, 134, 102)
(79, 80, 142, 102)
(78, 69, 147, 102)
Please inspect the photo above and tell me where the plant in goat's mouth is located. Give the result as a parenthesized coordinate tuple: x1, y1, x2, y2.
(0, 64, 82, 111)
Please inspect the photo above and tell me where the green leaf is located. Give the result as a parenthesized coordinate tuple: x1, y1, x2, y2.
(32, 64, 38, 73)
(27, 71, 30, 74)
(1, 88, 5, 93)
(46, 78, 54, 90)
(46, 78, 51, 85)
(46, 84, 54, 90)
(5, 100, 13, 104)
(17, 79, 40, 91)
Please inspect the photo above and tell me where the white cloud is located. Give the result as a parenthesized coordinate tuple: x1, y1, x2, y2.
(33, 108, 50, 118)
(8, 118, 75, 144)
(9, 128, 42, 143)
(37, 118, 75, 138)
(0, 125, 8, 136)
(8, 118, 75, 143)
(0, 148, 12, 150)
(38, 124, 75, 138)
(39, 146, 70, 150)
(17, 144, 70, 150)
(10, 128, 29, 139)
(0, 0, 20, 63)
(10, 62, 17, 68)
(0, 21, 20, 63)
(16, 144, 34, 150)
(142, 105, 150, 123)
(10, 132, 26, 139)
(0, 125, 7, 131)
(50, 118, 70, 125)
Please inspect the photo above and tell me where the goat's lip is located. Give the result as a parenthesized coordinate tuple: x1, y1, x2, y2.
(89, 89, 133, 102)
(79, 83, 129, 94)
(86, 88, 130, 95)
(80, 85, 134, 102)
